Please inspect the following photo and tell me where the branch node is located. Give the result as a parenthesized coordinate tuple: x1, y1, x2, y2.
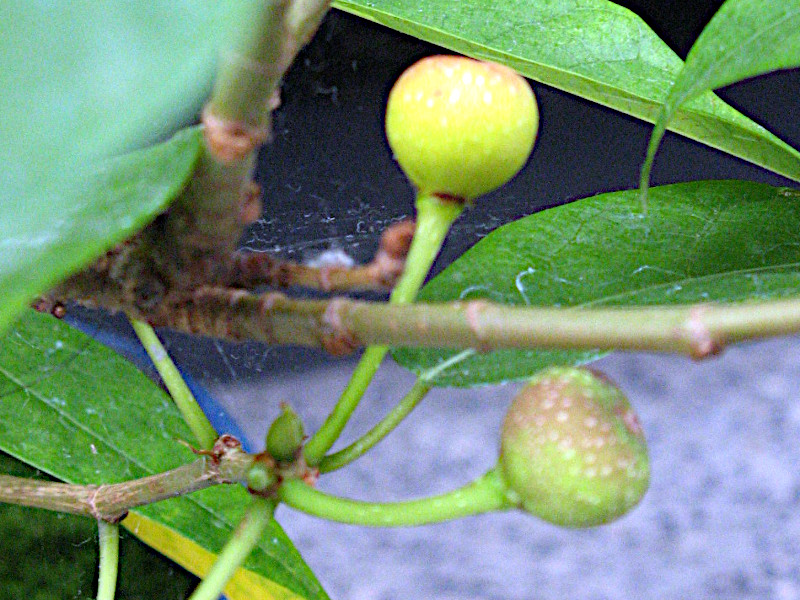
(321, 298, 358, 355)
(464, 300, 492, 352)
(202, 108, 269, 163)
(681, 305, 723, 359)
(239, 182, 263, 225)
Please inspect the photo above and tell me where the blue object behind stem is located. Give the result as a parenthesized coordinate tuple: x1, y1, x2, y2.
(67, 317, 254, 453)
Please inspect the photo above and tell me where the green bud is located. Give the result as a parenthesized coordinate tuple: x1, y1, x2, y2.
(385, 55, 538, 201)
(500, 366, 649, 527)
(266, 404, 305, 463)
(247, 463, 276, 492)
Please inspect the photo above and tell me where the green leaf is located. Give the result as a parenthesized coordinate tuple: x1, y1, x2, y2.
(1, 4, 252, 182)
(641, 0, 800, 196)
(393, 181, 800, 387)
(0, 452, 199, 600)
(335, 0, 800, 182)
(1, 3, 258, 336)
(0, 126, 203, 336)
(0, 310, 328, 600)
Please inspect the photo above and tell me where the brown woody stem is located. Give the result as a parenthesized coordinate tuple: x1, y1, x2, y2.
(0, 437, 254, 523)
(229, 219, 414, 292)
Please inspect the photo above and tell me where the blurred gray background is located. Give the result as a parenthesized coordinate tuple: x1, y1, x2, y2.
(105, 2, 800, 598)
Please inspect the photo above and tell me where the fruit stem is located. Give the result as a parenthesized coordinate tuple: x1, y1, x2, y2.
(278, 468, 513, 526)
(302, 194, 462, 465)
(130, 318, 218, 450)
(318, 379, 431, 473)
(187, 497, 276, 600)
(96, 520, 120, 600)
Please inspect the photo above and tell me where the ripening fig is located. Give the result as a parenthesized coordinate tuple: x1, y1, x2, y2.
(500, 366, 649, 527)
(385, 55, 538, 201)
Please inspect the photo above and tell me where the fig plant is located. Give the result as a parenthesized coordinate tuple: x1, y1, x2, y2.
(1, 0, 800, 599)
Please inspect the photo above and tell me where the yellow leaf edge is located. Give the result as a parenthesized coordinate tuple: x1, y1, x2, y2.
(123, 511, 306, 600)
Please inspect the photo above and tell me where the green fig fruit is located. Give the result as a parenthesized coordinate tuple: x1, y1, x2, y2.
(385, 55, 538, 201)
(500, 366, 649, 527)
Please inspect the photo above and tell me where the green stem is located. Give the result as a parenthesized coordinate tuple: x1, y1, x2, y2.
(130, 318, 218, 450)
(318, 380, 431, 473)
(188, 497, 276, 600)
(96, 521, 120, 600)
(278, 468, 512, 527)
(303, 194, 462, 465)
(208, 0, 291, 130)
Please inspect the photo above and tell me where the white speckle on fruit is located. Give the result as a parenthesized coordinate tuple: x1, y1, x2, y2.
(541, 398, 554, 410)
(444, 66, 454, 78)
(584, 453, 597, 464)
(548, 430, 559, 442)
(475, 74, 485, 86)
(462, 71, 473, 85)
(426, 98, 435, 108)
(440, 116, 448, 127)
(584, 416, 598, 429)
(556, 410, 568, 422)
(415, 90, 424, 101)
(483, 91, 493, 104)
(449, 88, 462, 104)
(403, 92, 412, 102)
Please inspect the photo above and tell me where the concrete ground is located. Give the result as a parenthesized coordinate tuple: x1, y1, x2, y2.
(209, 336, 800, 600)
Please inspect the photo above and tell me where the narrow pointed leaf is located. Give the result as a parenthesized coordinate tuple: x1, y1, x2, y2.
(392, 181, 800, 387)
(641, 0, 800, 197)
(335, 0, 800, 182)
(0, 310, 328, 600)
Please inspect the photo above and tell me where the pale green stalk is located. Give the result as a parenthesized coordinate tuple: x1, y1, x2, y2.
(303, 194, 462, 465)
(130, 318, 218, 450)
(96, 521, 120, 600)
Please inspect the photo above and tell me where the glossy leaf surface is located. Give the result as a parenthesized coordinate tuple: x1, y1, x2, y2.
(0, 310, 328, 600)
(335, 0, 800, 182)
(1, 2, 254, 334)
(0, 126, 203, 336)
(0, 452, 198, 599)
(393, 181, 800, 387)
(641, 0, 800, 194)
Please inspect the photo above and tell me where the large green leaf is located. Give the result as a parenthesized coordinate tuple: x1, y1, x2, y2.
(641, 0, 800, 194)
(335, 0, 800, 182)
(0, 126, 203, 337)
(393, 181, 800, 387)
(1, 3, 257, 335)
(0, 452, 198, 599)
(0, 310, 328, 600)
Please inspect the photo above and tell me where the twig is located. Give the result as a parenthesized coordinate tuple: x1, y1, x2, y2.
(228, 219, 414, 292)
(145, 292, 800, 359)
(0, 436, 253, 522)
